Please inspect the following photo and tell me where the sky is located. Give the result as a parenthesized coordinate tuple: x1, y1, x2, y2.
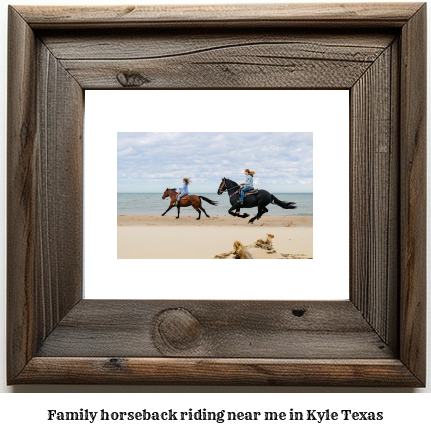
(117, 132, 312, 193)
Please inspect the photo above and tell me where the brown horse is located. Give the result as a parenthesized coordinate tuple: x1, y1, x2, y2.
(161, 188, 218, 219)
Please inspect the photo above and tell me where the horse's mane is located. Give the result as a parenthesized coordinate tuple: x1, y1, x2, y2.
(167, 188, 177, 191)
(224, 178, 239, 186)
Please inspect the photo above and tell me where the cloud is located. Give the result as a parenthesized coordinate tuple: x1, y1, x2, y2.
(117, 132, 312, 192)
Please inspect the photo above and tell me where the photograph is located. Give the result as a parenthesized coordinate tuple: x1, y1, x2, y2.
(117, 132, 313, 259)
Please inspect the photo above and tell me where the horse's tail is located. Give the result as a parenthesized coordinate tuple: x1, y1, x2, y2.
(199, 196, 218, 206)
(271, 195, 297, 209)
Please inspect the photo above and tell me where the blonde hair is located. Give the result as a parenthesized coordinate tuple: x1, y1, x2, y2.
(183, 178, 191, 185)
(245, 169, 255, 176)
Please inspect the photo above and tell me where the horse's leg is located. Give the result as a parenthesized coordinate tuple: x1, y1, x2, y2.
(193, 204, 201, 220)
(228, 206, 238, 217)
(200, 206, 210, 218)
(186, 197, 200, 220)
(161, 204, 174, 216)
(198, 198, 210, 218)
(228, 206, 249, 219)
(248, 213, 258, 223)
(176, 205, 181, 219)
(236, 202, 250, 218)
(249, 206, 264, 224)
(256, 197, 270, 220)
(257, 206, 268, 219)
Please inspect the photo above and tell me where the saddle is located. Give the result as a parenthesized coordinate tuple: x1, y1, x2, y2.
(176, 193, 189, 200)
(245, 189, 258, 196)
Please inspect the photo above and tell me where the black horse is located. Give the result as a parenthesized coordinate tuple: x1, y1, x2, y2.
(217, 177, 297, 224)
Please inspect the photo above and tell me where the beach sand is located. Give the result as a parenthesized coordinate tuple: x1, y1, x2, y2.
(118, 215, 312, 259)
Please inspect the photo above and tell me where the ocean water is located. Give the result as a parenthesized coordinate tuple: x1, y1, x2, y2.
(118, 193, 312, 216)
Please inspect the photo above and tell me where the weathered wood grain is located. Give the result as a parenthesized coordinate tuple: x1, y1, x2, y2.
(35, 40, 84, 336)
(59, 43, 389, 89)
(350, 44, 398, 348)
(7, 6, 38, 382)
(387, 38, 401, 352)
(399, 3, 427, 385)
(40, 30, 395, 89)
(41, 31, 395, 60)
(36, 300, 394, 359)
(15, 358, 423, 386)
(60, 56, 371, 90)
(7, 6, 83, 384)
(16, 3, 423, 29)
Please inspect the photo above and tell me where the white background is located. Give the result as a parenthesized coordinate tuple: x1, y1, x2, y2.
(85, 90, 349, 300)
(0, 0, 430, 426)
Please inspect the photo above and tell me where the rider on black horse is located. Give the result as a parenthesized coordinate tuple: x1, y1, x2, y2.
(217, 174, 296, 224)
(239, 169, 255, 205)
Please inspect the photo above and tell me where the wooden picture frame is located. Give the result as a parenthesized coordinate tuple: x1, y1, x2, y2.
(7, 3, 426, 386)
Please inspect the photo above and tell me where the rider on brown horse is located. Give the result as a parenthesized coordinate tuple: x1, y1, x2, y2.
(173, 178, 191, 206)
(162, 187, 218, 220)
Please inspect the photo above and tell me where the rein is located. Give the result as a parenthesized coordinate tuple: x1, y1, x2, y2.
(219, 178, 241, 195)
